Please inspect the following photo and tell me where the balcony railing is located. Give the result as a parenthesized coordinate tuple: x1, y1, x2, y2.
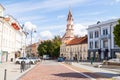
(100, 34, 110, 40)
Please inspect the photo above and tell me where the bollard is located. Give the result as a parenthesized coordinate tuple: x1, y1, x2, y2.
(4, 69, 7, 80)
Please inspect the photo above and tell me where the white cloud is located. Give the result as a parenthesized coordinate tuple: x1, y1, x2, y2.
(39, 31, 53, 40)
(74, 23, 87, 37)
(80, 11, 106, 16)
(109, 0, 120, 5)
(24, 22, 37, 31)
(4, 0, 87, 14)
(38, 25, 65, 31)
(37, 24, 88, 40)
(115, 0, 120, 2)
(57, 15, 66, 19)
(19, 16, 45, 22)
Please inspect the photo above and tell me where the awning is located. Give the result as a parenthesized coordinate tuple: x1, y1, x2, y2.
(11, 23, 20, 30)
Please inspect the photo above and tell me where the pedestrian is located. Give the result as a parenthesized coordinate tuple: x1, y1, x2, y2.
(20, 61, 25, 73)
(91, 57, 94, 65)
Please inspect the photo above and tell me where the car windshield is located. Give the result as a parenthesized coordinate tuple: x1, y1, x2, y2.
(58, 57, 63, 58)
(19, 57, 27, 59)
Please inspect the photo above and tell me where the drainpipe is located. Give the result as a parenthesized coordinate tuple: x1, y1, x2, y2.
(110, 23, 112, 59)
(98, 26, 101, 61)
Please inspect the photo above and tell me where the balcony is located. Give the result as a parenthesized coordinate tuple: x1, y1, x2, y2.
(100, 34, 110, 40)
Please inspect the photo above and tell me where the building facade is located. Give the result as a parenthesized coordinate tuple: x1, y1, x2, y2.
(26, 42, 39, 57)
(60, 35, 88, 61)
(60, 10, 88, 61)
(87, 19, 120, 61)
(0, 4, 26, 63)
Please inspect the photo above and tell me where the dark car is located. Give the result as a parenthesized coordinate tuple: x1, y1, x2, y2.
(57, 57, 64, 62)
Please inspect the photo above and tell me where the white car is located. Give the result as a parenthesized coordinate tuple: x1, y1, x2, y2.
(15, 57, 30, 64)
(31, 57, 41, 62)
(108, 58, 120, 63)
(43, 55, 50, 60)
(28, 57, 37, 64)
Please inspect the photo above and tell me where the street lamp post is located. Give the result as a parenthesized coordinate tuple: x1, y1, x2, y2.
(30, 29, 36, 58)
(21, 24, 26, 58)
(29, 28, 36, 67)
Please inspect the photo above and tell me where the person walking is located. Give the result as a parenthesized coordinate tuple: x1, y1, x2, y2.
(20, 61, 25, 73)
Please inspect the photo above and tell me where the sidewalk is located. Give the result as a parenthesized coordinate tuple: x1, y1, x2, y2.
(0, 62, 36, 80)
(71, 62, 120, 79)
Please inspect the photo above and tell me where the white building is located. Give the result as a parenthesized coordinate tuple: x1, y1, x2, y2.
(0, 4, 26, 63)
(87, 19, 120, 61)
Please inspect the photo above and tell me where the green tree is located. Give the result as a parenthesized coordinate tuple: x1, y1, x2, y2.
(46, 40, 54, 56)
(37, 41, 47, 56)
(52, 36, 61, 58)
(37, 36, 61, 58)
(113, 19, 120, 47)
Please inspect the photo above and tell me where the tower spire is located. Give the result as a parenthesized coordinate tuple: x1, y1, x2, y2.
(67, 8, 73, 21)
(62, 8, 74, 43)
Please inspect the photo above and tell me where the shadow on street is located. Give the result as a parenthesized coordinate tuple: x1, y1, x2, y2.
(52, 72, 119, 79)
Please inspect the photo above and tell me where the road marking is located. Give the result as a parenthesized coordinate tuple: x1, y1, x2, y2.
(60, 63, 96, 80)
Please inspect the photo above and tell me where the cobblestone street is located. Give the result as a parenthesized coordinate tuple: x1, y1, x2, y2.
(18, 60, 110, 80)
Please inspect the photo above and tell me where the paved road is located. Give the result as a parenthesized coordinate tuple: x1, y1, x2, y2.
(18, 60, 110, 80)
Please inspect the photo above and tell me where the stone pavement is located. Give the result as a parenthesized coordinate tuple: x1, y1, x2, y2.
(19, 60, 116, 80)
(0, 61, 120, 80)
(71, 62, 120, 79)
(0, 62, 36, 80)
(19, 60, 92, 80)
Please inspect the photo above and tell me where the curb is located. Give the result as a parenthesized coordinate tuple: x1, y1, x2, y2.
(16, 62, 40, 80)
(112, 76, 120, 80)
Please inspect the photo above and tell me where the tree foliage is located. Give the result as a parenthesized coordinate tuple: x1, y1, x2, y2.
(113, 19, 120, 47)
(37, 36, 61, 58)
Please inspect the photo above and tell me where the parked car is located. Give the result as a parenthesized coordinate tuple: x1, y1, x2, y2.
(107, 58, 120, 63)
(43, 55, 50, 60)
(28, 57, 38, 64)
(15, 57, 30, 64)
(32, 57, 41, 62)
(57, 57, 64, 62)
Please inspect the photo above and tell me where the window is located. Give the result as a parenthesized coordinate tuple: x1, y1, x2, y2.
(95, 31, 99, 38)
(95, 41, 99, 48)
(89, 41, 93, 49)
(89, 32, 93, 39)
(103, 29, 108, 35)
(103, 39, 108, 48)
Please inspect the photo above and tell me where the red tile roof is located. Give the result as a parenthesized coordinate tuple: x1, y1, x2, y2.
(67, 35, 87, 45)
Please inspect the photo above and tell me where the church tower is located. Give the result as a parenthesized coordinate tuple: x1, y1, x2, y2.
(62, 9, 74, 43)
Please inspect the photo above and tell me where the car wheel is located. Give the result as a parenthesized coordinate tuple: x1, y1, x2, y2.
(16, 61, 19, 64)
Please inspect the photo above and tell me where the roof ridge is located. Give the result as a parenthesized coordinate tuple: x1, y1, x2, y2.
(67, 35, 87, 45)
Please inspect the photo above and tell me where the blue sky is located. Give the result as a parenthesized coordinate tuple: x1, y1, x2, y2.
(1, 0, 120, 42)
